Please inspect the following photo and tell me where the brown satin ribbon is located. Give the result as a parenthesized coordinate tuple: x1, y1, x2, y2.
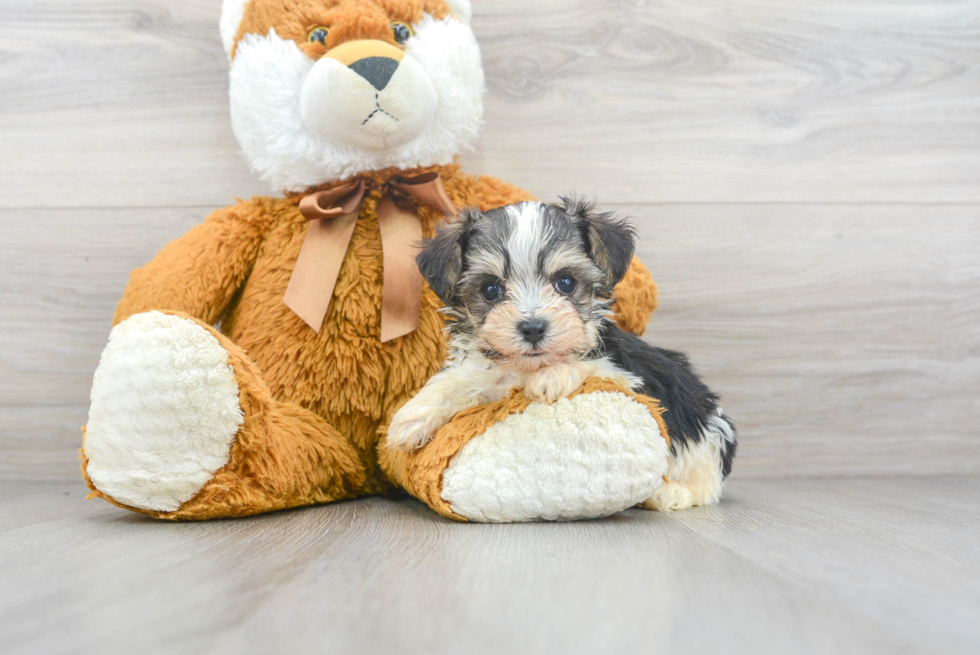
(283, 172, 457, 343)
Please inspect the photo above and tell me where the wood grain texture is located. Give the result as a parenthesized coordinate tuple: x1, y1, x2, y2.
(0, 0, 268, 208)
(1, 477, 978, 654)
(473, 0, 980, 202)
(2, 205, 978, 481)
(0, 0, 979, 207)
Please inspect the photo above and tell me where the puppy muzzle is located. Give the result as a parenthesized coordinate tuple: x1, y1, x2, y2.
(300, 39, 437, 152)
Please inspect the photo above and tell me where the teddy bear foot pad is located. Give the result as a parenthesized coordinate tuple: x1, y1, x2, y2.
(441, 391, 670, 523)
(84, 312, 243, 512)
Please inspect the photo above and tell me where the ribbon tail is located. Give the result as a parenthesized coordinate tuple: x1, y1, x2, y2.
(377, 195, 424, 343)
(284, 212, 359, 333)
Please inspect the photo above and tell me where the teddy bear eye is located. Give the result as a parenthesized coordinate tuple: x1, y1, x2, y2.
(391, 22, 413, 45)
(308, 27, 329, 46)
(555, 276, 577, 295)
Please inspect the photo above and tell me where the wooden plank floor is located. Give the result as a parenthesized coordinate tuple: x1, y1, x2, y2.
(1, 476, 978, 655)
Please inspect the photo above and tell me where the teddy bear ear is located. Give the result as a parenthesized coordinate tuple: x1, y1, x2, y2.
(220, 0, 250, 58)
(444, 0, 473, 25)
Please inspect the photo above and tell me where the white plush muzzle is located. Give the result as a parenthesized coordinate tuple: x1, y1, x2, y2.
(300, 52, 437, 151)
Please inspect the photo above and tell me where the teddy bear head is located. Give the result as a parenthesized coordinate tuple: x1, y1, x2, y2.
(220, 0, 481, 192)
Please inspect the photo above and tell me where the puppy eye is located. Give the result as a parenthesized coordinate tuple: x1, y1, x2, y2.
(308, 27, 329, 45)
(555, 276, 578, 294)
(481, 281, 503, 302)
(391, 21, 414, 45)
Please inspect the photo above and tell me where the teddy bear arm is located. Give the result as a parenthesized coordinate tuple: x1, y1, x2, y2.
(612, 257, 659, 336)
(113, 202, 271, 326)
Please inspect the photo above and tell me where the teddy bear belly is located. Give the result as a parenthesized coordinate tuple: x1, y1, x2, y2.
(223, 210, 444, 426)
(440, 391, 669, 523)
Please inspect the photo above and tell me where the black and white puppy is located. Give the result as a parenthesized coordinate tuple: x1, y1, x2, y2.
(386, 199, 737, 511)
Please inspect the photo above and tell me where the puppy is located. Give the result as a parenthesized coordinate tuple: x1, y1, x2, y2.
(386, 199, 737, 510)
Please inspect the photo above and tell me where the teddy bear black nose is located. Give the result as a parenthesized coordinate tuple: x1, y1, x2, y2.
(519, 319, 548, 346)
(349, 56, 400, 91)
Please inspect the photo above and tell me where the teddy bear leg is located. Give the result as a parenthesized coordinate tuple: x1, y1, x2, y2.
(380, 381, 672, 523)
(81, 311, 366, 520)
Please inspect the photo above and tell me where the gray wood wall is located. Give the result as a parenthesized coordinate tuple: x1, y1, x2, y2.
(1, 0, 978, 482)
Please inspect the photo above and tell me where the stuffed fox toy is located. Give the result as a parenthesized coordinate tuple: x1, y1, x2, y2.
(80, 0, 669, 522)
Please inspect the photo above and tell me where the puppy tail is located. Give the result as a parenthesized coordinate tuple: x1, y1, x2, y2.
(708, 408, 738, 480)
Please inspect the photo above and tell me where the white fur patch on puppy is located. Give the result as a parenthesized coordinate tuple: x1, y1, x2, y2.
(85, 312, 244, 513)
(642, 482, 694, 512)
(663, 409, 736, 507)
(525, 358, 639, 404)
(387, 356, 515, 451)
(441, 391, 668, 522)
(524, 362, 589, 403)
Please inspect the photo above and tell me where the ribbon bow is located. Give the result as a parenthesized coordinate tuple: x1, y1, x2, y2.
(284, 172, 457, 343)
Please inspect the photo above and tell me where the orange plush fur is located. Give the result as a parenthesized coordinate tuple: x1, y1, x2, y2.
(80, 0, 661, 520)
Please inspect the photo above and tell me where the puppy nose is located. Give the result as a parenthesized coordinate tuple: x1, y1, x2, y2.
(519, 319, 548, 346)
(325, 40, 405, 91)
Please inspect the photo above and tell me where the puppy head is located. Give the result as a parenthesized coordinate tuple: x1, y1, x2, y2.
(221, 0, 482, 192)
(419, 199, 636, 370)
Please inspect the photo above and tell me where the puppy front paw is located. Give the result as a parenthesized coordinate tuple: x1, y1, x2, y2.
(525, 363, 587, 404)
(386, 405, 446, 452)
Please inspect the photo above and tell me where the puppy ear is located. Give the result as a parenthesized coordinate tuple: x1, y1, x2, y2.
(417, 208, 478, 304)
(562, 197, 637, 287)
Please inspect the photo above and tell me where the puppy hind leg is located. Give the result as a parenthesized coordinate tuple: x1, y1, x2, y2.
(641, 444, 720, 512)
(642, 481, 694, 512)
(642, 410, 736, 512)
(670, 441, 726, 507)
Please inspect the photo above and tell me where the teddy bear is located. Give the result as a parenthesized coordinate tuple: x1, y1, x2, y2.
(80, 0, 668, 523)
